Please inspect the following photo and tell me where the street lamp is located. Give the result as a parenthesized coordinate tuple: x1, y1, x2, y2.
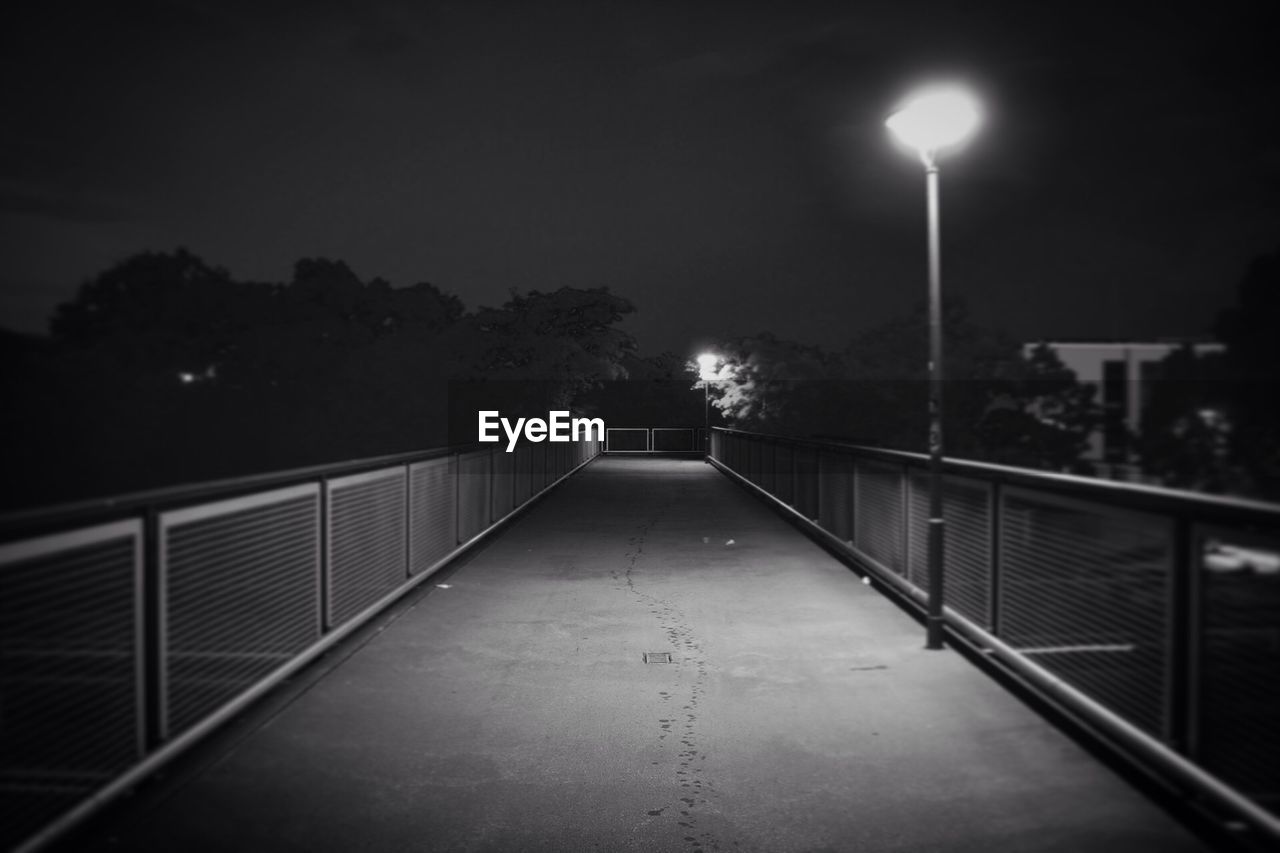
(886, 85, 981, 650)
(697, 353, 718, 460)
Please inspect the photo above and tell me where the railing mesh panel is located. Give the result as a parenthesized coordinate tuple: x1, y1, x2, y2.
(514, 444, 533, 506)
(165, 488, 320, 737)
(854, 459, 905, 574)
(549, 442, 563, 484)
(748, 440, 763, 485)
(773, 444, 794, 504)
(907, 471, 992, 628)
(1197, 527, 1280, 805)
(457, 451, 491, 542)
(0, 523, 141, 851)
(490, 448, 515, 523)
(0, 438, 606, 851)
(760, 442, 776, 493)
(409, 457, 455, 576)
(999, 488, 1172, 737)
(795, 448, 819, 520)
(606, 429, 648, 452)
(534, 444, 551, 493)
(328, 469, 406, 627)
(818, 452, 854, 541)
(653, 429, 696, 452)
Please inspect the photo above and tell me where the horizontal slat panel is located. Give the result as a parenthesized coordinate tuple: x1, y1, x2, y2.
(490, 448, 515, 523)
(513, 444, 533, 506)
(327, 469, 406, 628)
(759, 442, 776, 493)
(795, 447, 819, 520)
(907, 471, 993, 628)
(164, 486, 320, 737)
(0, 521, 141, 852)
(1196, 526, 1280, 805)
(854, 459, 905, 574)
(652, 429, 695, 452)
(818, 452, 854, 542)
(999, 487, 1172, 738)
(773, 444, 794, 505)
(410, 457, 455, 576)
(457, 450, 491, 543)
(606, 429, 648, 452)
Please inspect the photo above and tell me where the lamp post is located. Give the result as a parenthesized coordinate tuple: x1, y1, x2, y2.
(697, 353, 718, 460)
(885, 86, 981, 650)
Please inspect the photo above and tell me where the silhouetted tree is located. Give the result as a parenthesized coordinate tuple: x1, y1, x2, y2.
(1138, 350, 1246, 494)
(703, 333, 843, 435)
(702, 301, 1098, 471)
(446, 286, 637, 420)
(1214, 243, 1280, 495)
(576, 352, 708, 427)
(50, 248, 265, 379)
(976, 343, 1099, 472)
(837, 301, 1097, 468)
(1, 250, 637, 509)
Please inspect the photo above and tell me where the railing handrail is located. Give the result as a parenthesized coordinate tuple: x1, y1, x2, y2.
(708, 426, 1280, 846)
(710, 425, 1280, 524)
(0, 439, 534, 538)
(3, 435, 604, 853)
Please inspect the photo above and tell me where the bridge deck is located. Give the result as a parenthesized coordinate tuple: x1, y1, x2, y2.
(83, 458, 1205, 852)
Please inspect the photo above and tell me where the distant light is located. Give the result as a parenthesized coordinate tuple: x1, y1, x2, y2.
(886, 86, 981, 154)
(697, 353, 719, 380)
(177, 365, 217, 385)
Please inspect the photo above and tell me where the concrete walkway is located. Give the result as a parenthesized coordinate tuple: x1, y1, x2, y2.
(88, 458, 1206, 852)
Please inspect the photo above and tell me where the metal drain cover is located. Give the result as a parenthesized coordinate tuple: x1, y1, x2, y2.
(643, 652, 674, 664)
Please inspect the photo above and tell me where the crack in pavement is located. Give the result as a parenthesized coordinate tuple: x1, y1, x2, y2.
(616, 483, 737, 853)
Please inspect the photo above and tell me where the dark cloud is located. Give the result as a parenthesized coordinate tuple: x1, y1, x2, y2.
(0, 183, 131, 223)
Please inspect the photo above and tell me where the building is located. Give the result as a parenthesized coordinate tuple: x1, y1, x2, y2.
(1023, 340, 1226, 476)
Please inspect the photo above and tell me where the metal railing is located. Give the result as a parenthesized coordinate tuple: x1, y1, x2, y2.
(710, 426, 1280, 845)
(0, 438, 602, 853)
(604, 427, 706, 454)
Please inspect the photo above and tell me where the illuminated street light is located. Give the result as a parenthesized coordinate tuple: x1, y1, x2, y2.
(696, 353, 719, 458)
(885, 87, 981, 160)
(697, 353, 718, 381)
(886, 85, 981, 651)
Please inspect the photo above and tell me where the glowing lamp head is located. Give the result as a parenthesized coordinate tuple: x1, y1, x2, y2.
(886, 87, 981, 155)
(696, 353, 719, 380)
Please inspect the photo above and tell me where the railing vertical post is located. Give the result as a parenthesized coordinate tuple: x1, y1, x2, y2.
(488, 448, 497, 526)
(453, 451, 462, 545)
(404, 465, 413, 579)
(320, 476, 333, 632)
(900, 463, 911, 577)
(793, 445, 801, 513)
(1168, 516, 1199, 755)
(850, 456, 859, 549)
(142, 505, 164, 750)
(989, 480, 1002, 635)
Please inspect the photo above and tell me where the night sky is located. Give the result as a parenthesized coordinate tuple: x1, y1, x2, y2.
(2, 0, 1276, 356)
